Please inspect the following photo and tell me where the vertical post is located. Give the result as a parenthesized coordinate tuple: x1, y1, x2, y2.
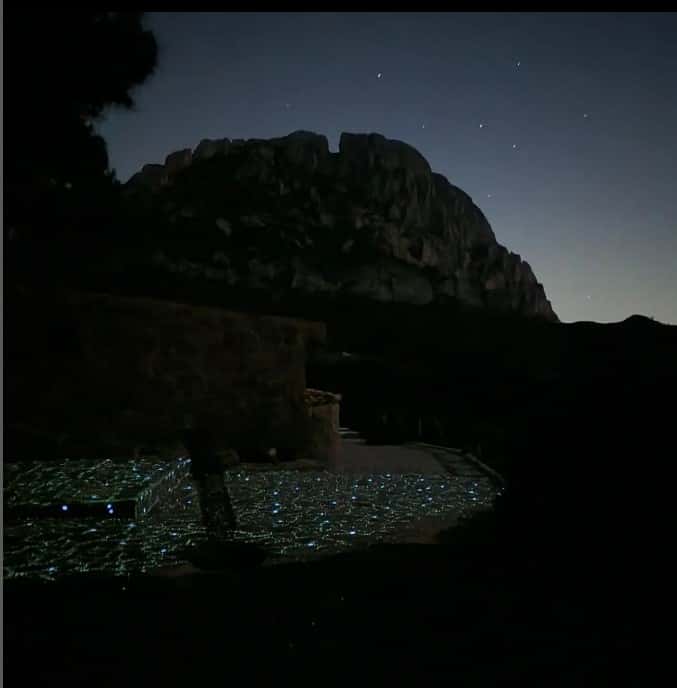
(182, 425, 237, 541)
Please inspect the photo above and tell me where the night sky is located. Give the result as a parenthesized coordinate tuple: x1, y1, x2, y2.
(99, 12, 677, 324)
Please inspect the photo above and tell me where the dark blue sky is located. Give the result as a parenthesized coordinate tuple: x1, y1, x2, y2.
(99, 12, 677, 324)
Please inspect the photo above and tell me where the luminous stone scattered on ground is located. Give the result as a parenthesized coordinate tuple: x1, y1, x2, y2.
(4, 458, 191, 520)
(4, 460, 498, 581)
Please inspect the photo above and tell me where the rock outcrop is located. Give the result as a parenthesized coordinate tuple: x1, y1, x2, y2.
(126, 131, 557, 321)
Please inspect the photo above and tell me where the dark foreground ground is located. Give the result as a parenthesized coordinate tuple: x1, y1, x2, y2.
(5, 533, 645, 687)
(5, 398, 661, 687)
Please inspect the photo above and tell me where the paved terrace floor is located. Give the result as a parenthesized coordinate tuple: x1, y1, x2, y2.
(331, 428, 492, 480)
(3, 429, 500, 580)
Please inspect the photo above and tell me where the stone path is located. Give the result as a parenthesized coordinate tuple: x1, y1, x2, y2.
(328, 429, 501, 544)
(331, 428, 495, 482)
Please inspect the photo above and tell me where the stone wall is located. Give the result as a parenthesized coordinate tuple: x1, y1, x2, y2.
(5, 287, 326, 460)
(300, 389, 342, 463)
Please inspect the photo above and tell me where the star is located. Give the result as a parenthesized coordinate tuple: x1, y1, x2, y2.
(583, 113, 589, 118)
(377, 72, 382, 79)
(516, 60, 521, 68)
(487, 193, 492, 198)
(479, 123, 485, 129)
(512, 144, 518, 149)
(421, 123, 426, 129)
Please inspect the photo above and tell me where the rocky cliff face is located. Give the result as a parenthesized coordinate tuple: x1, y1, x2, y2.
(126, 131, 557, 321)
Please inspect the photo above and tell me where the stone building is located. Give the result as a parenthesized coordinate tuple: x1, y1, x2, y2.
(5, 287, 331, 462)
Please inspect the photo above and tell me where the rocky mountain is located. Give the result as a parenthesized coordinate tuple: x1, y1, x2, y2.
(126, 131, 558, 321)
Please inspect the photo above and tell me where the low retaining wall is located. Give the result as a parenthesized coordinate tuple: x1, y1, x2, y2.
(301, 389, 342, 462)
